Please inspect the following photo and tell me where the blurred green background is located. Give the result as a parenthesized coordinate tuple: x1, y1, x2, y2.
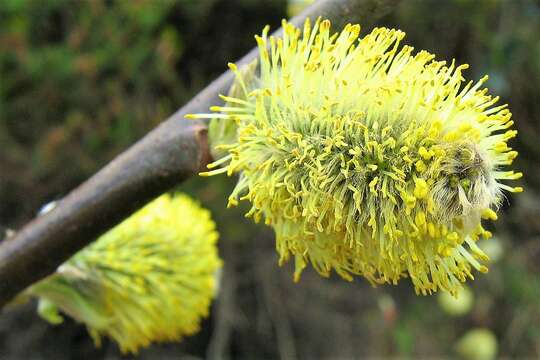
(0, 0, 539, 359)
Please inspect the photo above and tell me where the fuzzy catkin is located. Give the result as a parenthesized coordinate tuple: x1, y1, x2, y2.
(30, 194, 222, 353)
(189, 18, 522, 295)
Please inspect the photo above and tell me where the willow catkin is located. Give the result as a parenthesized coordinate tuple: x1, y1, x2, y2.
(29, 193, 221, 353)
(188, 18, 522, 295)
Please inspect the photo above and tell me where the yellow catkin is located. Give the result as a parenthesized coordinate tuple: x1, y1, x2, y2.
(30, 194, 222, 353)
(189, 18, 521, 295)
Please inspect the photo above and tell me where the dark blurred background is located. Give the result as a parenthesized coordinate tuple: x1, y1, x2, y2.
(0, 0, 539, 359)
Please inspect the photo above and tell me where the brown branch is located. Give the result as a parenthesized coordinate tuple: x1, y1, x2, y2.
(0, 0, 400, 309)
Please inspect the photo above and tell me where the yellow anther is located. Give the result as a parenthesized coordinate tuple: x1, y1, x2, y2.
(413, 178, 429, 199)
(415, 160, 427, 173)
(427, 223, 436, 237)
(415, 211, 426, 226)
(481, 208, 498, 221)
(458, 122, 472, 132)
(369, 177, 379, 193)
(418, 146, 432, 160)
(446, 232, 459, 244)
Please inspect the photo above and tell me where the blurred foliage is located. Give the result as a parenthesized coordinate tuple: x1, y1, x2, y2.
(0, 0, 539, 359)
(0, 0, 285, 226)
(1, 0, 183, 225)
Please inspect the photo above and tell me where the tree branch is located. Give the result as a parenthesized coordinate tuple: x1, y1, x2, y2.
(0, 0, 400, 309)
